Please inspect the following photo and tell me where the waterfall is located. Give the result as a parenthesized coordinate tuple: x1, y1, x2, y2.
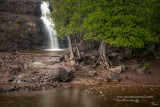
(40, 1, 59, 50)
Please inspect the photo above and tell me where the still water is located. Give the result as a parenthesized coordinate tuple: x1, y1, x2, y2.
(0, 88, 100, 107)
(0, 85, 160, 107)
(20, 49, 69, 56)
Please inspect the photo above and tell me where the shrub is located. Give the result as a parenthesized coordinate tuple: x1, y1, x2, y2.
(16, 19, 22, 24)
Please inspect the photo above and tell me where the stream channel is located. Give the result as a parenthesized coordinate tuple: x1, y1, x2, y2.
(0, 84, 160, 107)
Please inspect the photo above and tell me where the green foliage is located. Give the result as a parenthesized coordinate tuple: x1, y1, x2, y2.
(23, 26, 27, 31)
(16, 19, 22, 24)
(143, 49, 152, 55)
(83, 0, 156, 49)
(143, 62, 153, 72)
(83, 70, 89, 76)
(51, 0, 160, 50)
(144, 62, 150, 68)
(151, 0, 160, 42)
(51, 0, 81, 38)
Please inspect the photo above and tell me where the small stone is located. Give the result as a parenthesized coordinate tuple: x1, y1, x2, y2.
(136, 67, 146, 74)
(70, 60, 76, 65)
(91, 56, 96, 60)
(81, 65, 90, 72)
(110, 52, 118, 57)
(64, 55, 69, 60)
(130, 59, 138, 65)
(110, 65, 124, 73)
(103, 77, 111, 82)
(88, 70, 97, 77)
(125, 48, 132, 56)
(109, 72, 121, 82)
(118, 55, 123, 62)
(121, 65, 126, 71)
(9, 66, 21, 75)
(42, 87, 46, 90)
(130, 64, 141, 70)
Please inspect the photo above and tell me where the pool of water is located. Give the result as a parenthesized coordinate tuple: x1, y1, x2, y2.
(0, 85, 159, 107)
(0, 88, 100, 107)
(19, 49, 69, 56)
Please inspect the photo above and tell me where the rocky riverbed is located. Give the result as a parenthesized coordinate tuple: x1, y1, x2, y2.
(0, 50, 160, 93)
(0, 51, 101, 93)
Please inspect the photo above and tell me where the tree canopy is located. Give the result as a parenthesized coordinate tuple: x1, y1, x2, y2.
(50, 0, 160, 49)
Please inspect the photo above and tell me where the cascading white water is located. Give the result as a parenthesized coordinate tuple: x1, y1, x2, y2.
(40, 1, 59, 50)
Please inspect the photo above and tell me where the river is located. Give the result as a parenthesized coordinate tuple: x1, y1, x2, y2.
(0, 85, 160, 107)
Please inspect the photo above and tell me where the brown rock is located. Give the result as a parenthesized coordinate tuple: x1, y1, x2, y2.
(70, 60, 76, 65)
(136, 67, 146, 74)
(110, 65, 125, 73)
(108, 72, 121, 82)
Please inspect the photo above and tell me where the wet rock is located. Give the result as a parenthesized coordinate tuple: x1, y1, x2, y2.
(29, 62, 46, 68)
(13, 73, 26, 83)
(103, 77, 111, 82)
(7, 77, 15, 82)
(59, 55, 65, 62)
(53, 67, 73, 82)
(108, 72, 121, 82)
(9, 66, 21, 75)
(63, 66, 75, 77)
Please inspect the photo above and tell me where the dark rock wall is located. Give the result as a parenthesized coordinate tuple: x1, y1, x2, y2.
(0, 0, 45, 52)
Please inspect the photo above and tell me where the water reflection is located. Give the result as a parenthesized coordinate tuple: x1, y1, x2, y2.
(0, 86, 159, 107)
(21, 49, 69, 56)
(0, 88, 99, 107)
(40, 88, 99, 107)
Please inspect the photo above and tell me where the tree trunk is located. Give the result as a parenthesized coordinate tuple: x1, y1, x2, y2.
(79, 0, 83, 44)
(0, 22, 5, 32)
(68, 35, 74, 59)
(75, 34, 81, 59)
(99, 40, 109, 68)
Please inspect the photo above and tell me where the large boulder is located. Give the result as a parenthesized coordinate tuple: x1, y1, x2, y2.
(104, 72, 121, 82)
(52, 67, 74, 82)
(13, 67, 74, 84)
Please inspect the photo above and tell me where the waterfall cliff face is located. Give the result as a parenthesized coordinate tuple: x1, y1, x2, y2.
(0, 0, 44, 52)
(40, 1, 59, 50)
